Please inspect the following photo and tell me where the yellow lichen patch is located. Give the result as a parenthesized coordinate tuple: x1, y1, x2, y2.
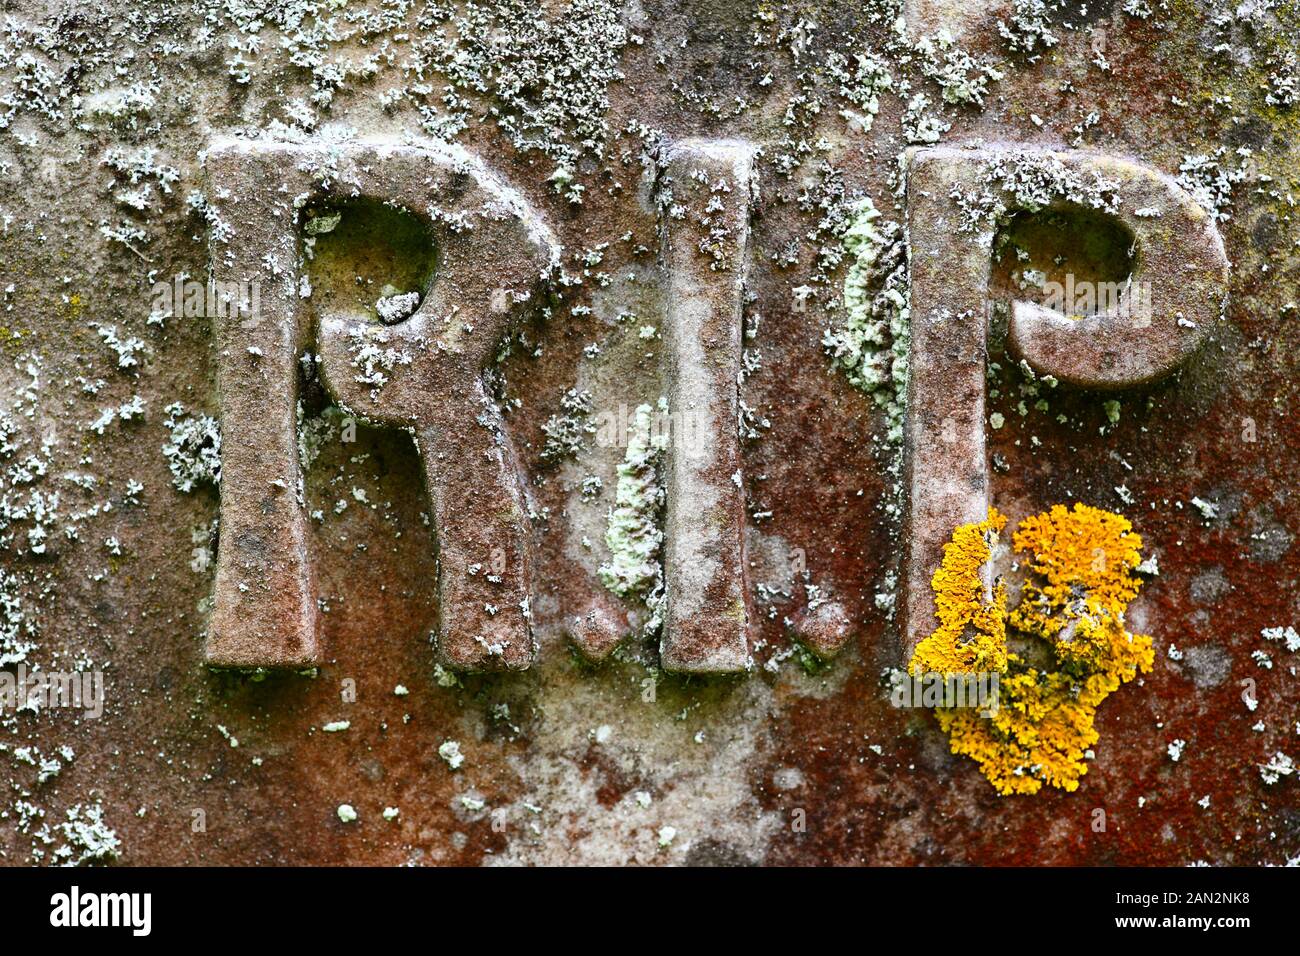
(1010, 504, 1142, 641)
(910, 504, 1155, 796)
(910, 509, 1008, 678)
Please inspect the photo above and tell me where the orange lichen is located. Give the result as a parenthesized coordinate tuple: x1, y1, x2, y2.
(909, 504, 1155, 796)
(910, 510, 1008, 677)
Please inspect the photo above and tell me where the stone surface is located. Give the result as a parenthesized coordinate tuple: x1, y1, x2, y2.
(658, 138, 753, 673)
(206, 139, 558, 672)
(0, 0, 1297, 867)
(901, 145, 1230, 659)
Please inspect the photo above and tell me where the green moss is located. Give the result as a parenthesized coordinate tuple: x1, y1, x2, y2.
(795, 642, 832, 676)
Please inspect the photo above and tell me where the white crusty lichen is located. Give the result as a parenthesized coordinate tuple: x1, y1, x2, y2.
(823, 196, 910, 446)
(87, 395, 145, 435)
(1259, 752, 1295, 785)
(347, 328, 412, 398)
(0, 568, 35, 666)
(1175, 149, 1249, 223)
(998, 0, 1059, 54)
(296, 401, 345, 472)
(375, 290, 420, 325)
(162, 402, 221, 493)
(598, 403, 668, 602)
(913, 29, 1004, 106)
(828, 51, 893, 133)
(55, 803, 120, 866)
(951, 150, 1122, 232)
(102, 146, 179, 217)
(438, 739, 464, 770)
(540, 388, 595, 464)
(1262, 625, 1300, 652)
(1265, 51, 1298, 107)
(94, 324, 146, 371)
(1, 398, 60, 560)
(901, 92, 949, 144)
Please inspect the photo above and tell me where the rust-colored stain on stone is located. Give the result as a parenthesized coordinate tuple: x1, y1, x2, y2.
(0, 0, 1296, 867)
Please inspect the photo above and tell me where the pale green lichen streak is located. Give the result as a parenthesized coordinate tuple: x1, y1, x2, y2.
(598, 403, 668, 599)
(823, 197, 910, 446)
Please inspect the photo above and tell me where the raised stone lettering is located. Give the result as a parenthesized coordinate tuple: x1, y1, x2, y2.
(656, 139, 755, 674)
(204, 139, 557, 671)
(901, 145, 1229, 659)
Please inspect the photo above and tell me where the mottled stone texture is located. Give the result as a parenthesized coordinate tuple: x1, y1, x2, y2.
(0, 0, 1297, 866)
(206, 139, 557, 672)
(902, 145, 1230, 659)
(657, 139, 754, 673)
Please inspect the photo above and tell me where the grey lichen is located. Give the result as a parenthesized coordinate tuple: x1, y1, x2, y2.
(598, 403, 667, 606)
(55, 803, 120, 866)
(822, 197, 910, 447)
(540, 388, 595, 464)
(162, 402, 222, 493)
(950, 151, 1122, 232)
(0, 568, 35, 666)
(913, 29, 1004, 107)
(998, 0, 1060, 54)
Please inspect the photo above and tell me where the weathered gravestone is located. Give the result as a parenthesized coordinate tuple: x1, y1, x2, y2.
(0, 0, 1296, 865)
